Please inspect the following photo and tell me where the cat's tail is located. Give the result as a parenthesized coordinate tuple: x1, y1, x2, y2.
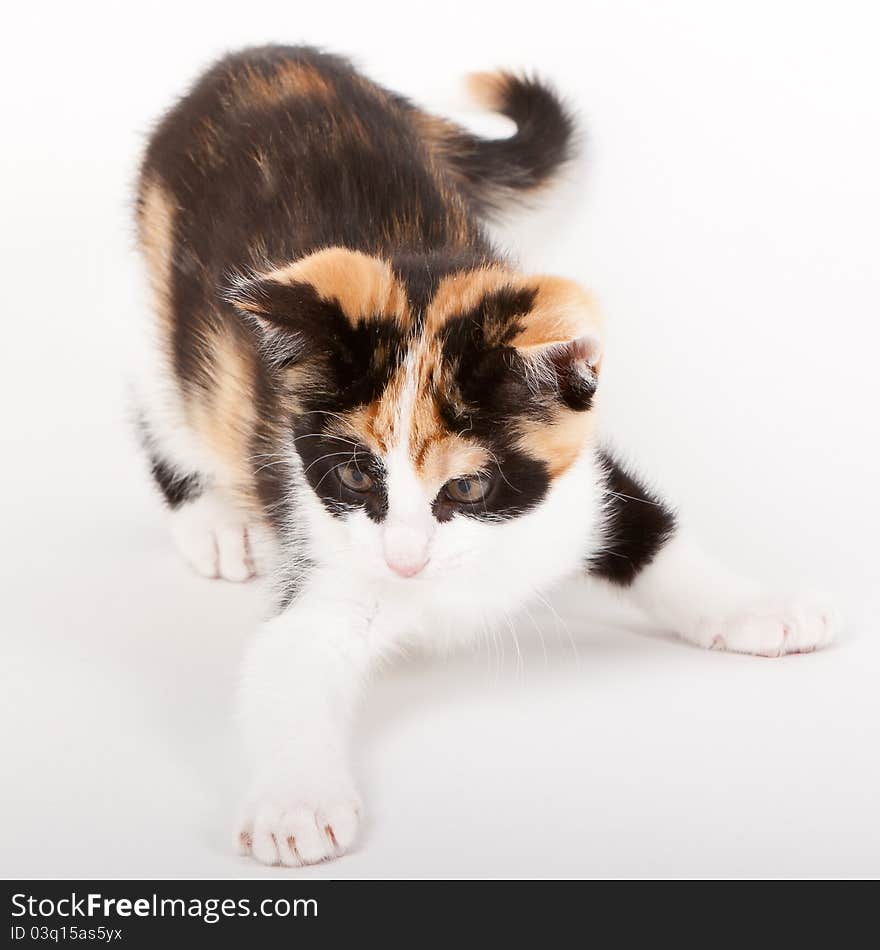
(426, 71, 577, 214)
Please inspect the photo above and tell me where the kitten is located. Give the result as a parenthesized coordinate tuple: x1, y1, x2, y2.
(134, 45, 837, 866)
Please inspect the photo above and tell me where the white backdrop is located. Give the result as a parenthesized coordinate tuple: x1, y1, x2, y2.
(1, 0, 878, 878)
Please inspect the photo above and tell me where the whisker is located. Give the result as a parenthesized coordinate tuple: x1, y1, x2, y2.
(522, 602, 549, 670)
(532, 588, 579, 665)
(252, 458, 293, 476)
(291, 431, 360, 449)
(602, 489, 661, 507)
(502, 611, 525, 681)
(313, 457, 357, 492)
(302, 450, 357, 477)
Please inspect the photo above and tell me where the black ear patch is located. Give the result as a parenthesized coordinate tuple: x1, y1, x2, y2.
(225, 276, 344, 362)
(532, 338, 599, 411)
(438, 285, 598, 417)
(226, 275, 406, 410)
(438, 287, 534, 416)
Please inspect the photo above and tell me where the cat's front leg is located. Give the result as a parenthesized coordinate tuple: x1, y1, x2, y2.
(590, 451, 838, 656)
(626, 533, 838, 656)
(236, 575, 387, 866)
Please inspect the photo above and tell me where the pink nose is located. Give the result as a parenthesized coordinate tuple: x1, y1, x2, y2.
(385, 554, 429, 578)
(383, 523, 431, 578)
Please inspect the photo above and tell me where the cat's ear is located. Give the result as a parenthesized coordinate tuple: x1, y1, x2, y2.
(225, 248, 408, 362)
(511, 277, 603, 410)
(224, 272, 343, 363)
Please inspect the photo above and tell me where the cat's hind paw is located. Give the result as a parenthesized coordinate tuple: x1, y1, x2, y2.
(693, 593, 839, 658)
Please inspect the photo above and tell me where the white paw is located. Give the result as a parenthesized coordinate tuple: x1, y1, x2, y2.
(170, 490, 272, 582)
(237, 796, 362, 867)
(693, 593, 839, 657)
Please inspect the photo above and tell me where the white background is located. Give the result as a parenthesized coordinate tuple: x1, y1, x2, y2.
(2, 0, 878, 878)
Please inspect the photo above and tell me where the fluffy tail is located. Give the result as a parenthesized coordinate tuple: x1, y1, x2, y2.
(429, 71, 577, 214)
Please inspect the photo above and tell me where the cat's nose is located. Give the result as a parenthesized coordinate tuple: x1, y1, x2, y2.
(383, 524, 430, 578)
(386, 555, 428, 578)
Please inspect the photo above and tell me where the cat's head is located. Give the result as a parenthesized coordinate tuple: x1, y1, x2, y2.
(228, 247, 603, 583)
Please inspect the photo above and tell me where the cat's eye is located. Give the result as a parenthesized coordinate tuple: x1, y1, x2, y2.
(339, 462, 375, 493)
(444, 475, 489, 504)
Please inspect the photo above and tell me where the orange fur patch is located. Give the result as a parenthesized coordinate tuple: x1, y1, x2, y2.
(229, 61, 335, 109)
(136, 177, 177, 351)
(423, 265, 518, 334)
(267, 248, 411, 328)
(188, 325, 262, 510)
(418, 435, 491, 490)
(466, 71, 512, 113)
(510, 277, 601, 351)
(335, 404, 385, 456)
(515, 410, 595, 479)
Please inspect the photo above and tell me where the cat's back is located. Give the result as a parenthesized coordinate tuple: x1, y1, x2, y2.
(137, 45, 472, 265)
(142, 44, 377, 199)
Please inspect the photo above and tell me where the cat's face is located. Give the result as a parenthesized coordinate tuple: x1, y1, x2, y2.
(230, 248, 603, 583)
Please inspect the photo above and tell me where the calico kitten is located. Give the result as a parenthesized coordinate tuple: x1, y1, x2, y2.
(134, 45, 837, 866)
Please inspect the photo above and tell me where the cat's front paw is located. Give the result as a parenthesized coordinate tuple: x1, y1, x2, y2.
(170, 491, 273, 582)
(692, 593, 839, 657)
(237, 795, 362, 867)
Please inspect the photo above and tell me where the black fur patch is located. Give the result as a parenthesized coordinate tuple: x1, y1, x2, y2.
(136, 414, 204, 509)
(292, 414, 389, 523)
(391, 251, 490, 317)
(430, 73, 576, 215)
(439, 288, 537, 420)
(588, 451, 677, 585)
(548, 344, 598, 411)
(432, 451, 549, 523)
(149, 456, 203, 510)
(228, 276, 408, 410)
